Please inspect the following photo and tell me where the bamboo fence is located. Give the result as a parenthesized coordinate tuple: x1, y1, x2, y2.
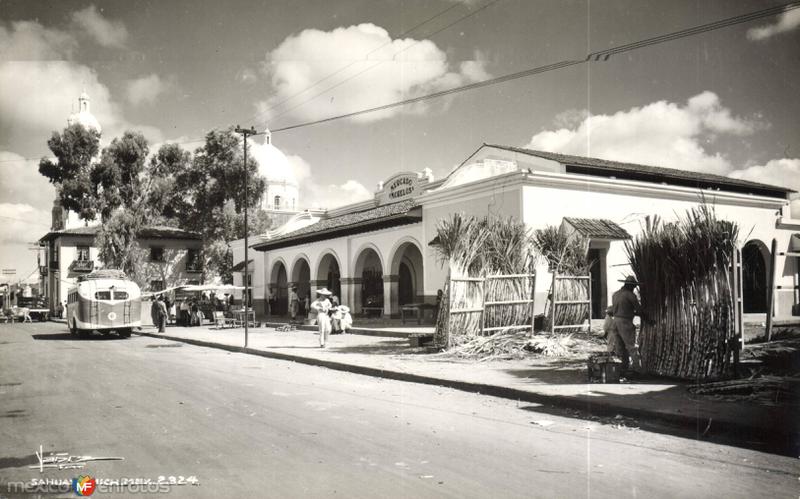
(544, 274, 591, 333)
(435, 273, 536, 348)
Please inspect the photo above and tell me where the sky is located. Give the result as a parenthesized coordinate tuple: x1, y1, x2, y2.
(1, 0, 799, 282)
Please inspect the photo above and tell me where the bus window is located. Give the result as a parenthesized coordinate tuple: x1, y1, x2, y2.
(95, 291, 111, 300)
(114, 291, 128, 300)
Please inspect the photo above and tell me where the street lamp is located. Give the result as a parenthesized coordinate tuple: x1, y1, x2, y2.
(234, 125, 263, 348)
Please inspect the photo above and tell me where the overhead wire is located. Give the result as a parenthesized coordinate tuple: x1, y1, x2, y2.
(269, 1, 800, 133)
(0, 1, 797, 165)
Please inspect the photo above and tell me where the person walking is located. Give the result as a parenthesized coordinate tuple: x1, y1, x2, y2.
(310, 288, 332, 348)
(609, 275, 643, 373)
(150, 296, 160, 330)
(156, 296, 168, 333)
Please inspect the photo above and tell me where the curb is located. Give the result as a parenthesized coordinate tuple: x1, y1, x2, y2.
(136, 330, 797, 451)
(262, 322, 412, 338)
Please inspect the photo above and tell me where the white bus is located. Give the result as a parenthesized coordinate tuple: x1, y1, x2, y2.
(66, 270, 142, 338)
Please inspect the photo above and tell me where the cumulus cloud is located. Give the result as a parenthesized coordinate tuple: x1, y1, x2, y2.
(248, 138, 371, 210)
(525, 91, 758, 175)
(260, 23, 489, 123)
(71, 5, 128, 48)
(0, 203, 51, 244)
(0, 21, 77, 60)
(304, 180, 373, 210)
(126, 74, 171, 106)
(729, 159, 800, 217)
(0, 19, 163, 150)
(747, 8, 800, 41)
(0, 151, 56, 208)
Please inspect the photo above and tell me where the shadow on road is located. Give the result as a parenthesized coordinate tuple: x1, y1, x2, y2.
(0, 454, 38, 470)
(31, 332, 126, 341)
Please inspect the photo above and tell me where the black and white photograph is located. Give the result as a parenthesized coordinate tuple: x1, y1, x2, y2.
(1, 0, 798, 497)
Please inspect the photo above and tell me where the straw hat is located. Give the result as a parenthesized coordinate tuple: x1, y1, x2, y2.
(618, 275, 640, 286)
(316, 288, 332, 296)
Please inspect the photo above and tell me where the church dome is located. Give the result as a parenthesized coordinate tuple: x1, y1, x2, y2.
(67, 91, 101, 133)
(249, 136, 297, 186)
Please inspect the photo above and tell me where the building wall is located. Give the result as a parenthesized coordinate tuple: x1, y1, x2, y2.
(47, 236, 203, 313)
(245, 169, 798, 321)
(135, 238, 203, 292)
(518, 174, 796, 316)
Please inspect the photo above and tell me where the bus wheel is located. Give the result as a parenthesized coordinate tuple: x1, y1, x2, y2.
(118, 329, 131, 338)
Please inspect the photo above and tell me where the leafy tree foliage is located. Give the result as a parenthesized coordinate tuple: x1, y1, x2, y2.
(92, 131, 150, 221)
(38, 124, 101, 220)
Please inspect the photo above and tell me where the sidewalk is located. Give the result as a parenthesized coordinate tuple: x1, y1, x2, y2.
(136, 322, 799, 454)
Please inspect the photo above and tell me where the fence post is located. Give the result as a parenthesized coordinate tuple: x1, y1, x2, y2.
(479, 277, 485, 336)
(530, 273, 536, 334)
(550, 273, 557, 334)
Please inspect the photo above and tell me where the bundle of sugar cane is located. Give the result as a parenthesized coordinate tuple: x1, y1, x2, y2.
(626, 204, 739, 380)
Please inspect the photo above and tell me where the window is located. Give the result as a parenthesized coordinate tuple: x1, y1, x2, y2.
(150, 280, 164, 292)
(186, 249, 201, 271)
(274, 195, 281, 209)
(150, 247, 164, 262)
(76, 246, 90, 261)
(114, 291, 128, 300)
(95, 291, 111, 300)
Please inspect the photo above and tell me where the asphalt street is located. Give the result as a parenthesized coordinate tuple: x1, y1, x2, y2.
(1, 322, 798, 498)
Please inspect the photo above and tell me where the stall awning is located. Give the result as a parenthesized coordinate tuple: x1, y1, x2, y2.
(231, 259, 254, 272)
(562, 217, 631, 240)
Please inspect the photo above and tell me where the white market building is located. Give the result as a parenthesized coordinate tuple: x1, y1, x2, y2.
(233, 144, 800, 322)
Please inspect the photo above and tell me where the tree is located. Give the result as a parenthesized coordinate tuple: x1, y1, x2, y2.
(92, 131, 150, 221)
(92, 132, 153, 273)
(146, 142, 193, 220)
(155, 129, 269, 280)
(38, 123, 101, 221)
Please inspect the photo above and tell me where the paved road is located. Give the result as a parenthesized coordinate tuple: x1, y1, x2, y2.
(1, 322, 797, 498)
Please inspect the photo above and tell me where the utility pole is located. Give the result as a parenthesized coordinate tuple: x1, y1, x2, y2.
(234, 125, 262, 348)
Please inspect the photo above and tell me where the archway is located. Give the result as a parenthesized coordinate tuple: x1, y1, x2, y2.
(391, 241, 424, 308)
(742, 240, 769, 314)
(354, 247, 383, 314)
(290, 257, 311, 305)
(269, 261, 288, 316)
(316, 253, 341, 300)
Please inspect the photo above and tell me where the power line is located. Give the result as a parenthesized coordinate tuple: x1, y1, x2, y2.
(0, 1, 797, 165)
(269, 1, 800, 133)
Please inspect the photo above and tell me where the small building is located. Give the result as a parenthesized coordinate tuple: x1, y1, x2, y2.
(38, 225, 203, 313)
(234, 144, 799, 321)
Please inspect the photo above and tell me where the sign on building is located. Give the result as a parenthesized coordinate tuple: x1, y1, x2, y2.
(374, 170, 434, 206)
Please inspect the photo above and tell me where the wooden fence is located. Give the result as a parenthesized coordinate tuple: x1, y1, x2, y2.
(547, 274, 591, 333)
(436, 273, 536, 347)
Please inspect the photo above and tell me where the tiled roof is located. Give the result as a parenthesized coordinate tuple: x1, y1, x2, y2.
(39, 225, 202, 243)
(484, 144, 794, 196)
(563, 218, 631, 240)
(254, 200, 420, 250)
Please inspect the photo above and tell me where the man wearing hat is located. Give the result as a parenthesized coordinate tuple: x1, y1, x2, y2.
(608, 275, 643, 373)
(310, 288, 333, 347)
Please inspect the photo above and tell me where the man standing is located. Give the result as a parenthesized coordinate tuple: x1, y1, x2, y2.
(156, 295, 168, 333)
(289, 286, 300, 322)
(609, 275, 643, 373)
(310, 288, 332, 347)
